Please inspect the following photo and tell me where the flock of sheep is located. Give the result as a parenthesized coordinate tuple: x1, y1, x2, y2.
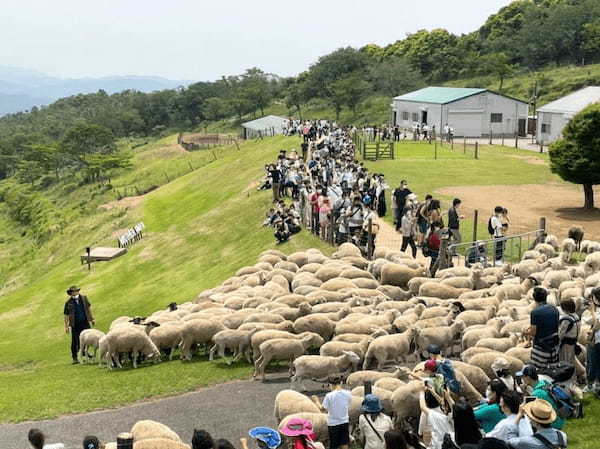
(78, 227, 600, 446)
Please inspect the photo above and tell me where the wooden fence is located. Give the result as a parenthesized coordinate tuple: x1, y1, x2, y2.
(178, 133, 238, 150)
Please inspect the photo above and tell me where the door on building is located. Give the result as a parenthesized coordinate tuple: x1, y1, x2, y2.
(518, 119, 526, 137)
(421, 111, 428, 124)
(448, 112, 483, 137)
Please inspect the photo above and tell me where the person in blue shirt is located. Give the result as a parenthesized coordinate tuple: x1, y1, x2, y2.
(474, 379, 507, 433)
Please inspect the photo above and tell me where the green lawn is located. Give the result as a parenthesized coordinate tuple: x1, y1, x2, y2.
(0, 135, 332, 422)
(363, 140, 558, 243)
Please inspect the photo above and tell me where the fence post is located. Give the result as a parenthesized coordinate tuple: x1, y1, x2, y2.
(376, 142, 380, 160)
(473, 209, 479, 242)
(434, 139, 437, 160)
(539, 140, 544, 153)
(539, 217, 546, 234)
(501, 134, 505, 146)
(489, 130, 493, 145)
(463, 137, 466, 154)
(475, 142, 479, 159)
(451, 139, 454, 151)
(515, 133, 518, 149)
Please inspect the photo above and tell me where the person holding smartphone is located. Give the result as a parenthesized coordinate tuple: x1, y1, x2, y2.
(584, 287, 600, 393)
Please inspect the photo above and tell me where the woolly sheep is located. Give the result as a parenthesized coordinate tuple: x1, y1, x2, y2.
(461, 320, 502, 350)
(321, 277, 357, 291)
(294, 312, 347, 340)
(363, 328, 417, 369)
(149, 323, 183, 361)
(512, 256, 547, 281)
(131, 420, 181, 442)
(105, 326, 160, 369)
(132, 439, 190, 449)
(418, 282, 469, 299)
(345, 367, 409, 389)
(287, 252, 309, 267)
(408, 277, 435, 295)
(209, 328, 260, 364)
(542, 269, 572, 289)
(238, 320, 294, 333)
(376, 285, 412, 301)
(255, 334, 325, 381)
(320, 337, 372, 361)
(467, 352, 524, 378)
(250, 330, 316, 361)
(373, 377, 406, 391)
(79, 329, 106, 362)
(461, 346, 495, 363)
(291, 273, 322, 291)
(456, 306, 497, 327)
(505, 347, 531, 364)
(274, 390, 321, 421)
(435, 266, 472, 279)
(381, 263, 426, 288)
(414, 320, 466, 356)
(292, 351, 361, 390)
(475, 334, 520, 352)
(390, 381, 422, 420)
(350, 386, 393, 414)
(534, 243, 556, 258)
(333, 243, 362, 259)
(180, 319, 226, 361)
(584, 252, 600, 276)
(568, 226, 584, 251)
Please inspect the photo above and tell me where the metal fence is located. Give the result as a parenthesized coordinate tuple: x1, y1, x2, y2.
(446, 229, 545, 268)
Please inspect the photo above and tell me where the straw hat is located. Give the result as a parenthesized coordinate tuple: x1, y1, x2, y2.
(522, 399, 557, 424)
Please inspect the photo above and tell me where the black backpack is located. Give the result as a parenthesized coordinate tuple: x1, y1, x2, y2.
(488, 217, 495, 236)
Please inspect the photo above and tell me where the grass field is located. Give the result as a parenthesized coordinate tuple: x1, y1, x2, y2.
(0, 135, 332, 422)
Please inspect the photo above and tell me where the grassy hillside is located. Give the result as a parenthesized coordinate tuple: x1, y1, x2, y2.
(447, 63, 600, 107)
(0, 135, 332, 422)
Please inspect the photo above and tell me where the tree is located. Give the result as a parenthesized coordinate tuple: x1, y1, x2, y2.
(367, 57, 424, 96)
(581, 20, 600, 63)
(330, 76, 370, 117)
(549, 103, 600, 209)
(62, 123, 116, 160)
(479, 53, 516, 91)
(81, 151, 132, 183)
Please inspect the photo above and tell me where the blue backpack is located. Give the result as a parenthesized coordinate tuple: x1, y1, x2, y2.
(437, 359, 461, 394)
(544, 383, 576, 419)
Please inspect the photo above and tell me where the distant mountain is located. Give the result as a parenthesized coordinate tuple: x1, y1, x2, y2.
(0, 66, 190, 115)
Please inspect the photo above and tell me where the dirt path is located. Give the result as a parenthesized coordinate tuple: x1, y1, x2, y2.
(376, 219, 429, 262)
(436, 184, 600, 239)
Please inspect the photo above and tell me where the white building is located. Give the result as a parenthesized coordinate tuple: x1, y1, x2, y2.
(391, 87, 529, 138)
(241, 115, 288, 139)
(536, 86, 600, 144)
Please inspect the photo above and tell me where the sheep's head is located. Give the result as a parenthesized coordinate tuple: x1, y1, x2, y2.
(452, 320, 466, 336)
(393, 366, 412, 381)
(298, 302, 312, 316)
(406, 326, 419, 341)
(304, 332, 325, 348)
(370, 327, 389, 338)
(341, 351, 361, 368)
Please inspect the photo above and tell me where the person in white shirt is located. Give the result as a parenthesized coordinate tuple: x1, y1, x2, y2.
(313, 378, 352, 449)
(487, 391, 533, 442)
(418, 386, 453, 449)
(490, 206, 505, 264)
(358, 394, 393, 449)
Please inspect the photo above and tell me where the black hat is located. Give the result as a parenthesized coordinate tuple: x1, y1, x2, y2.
(67, 286, 80, 294)
(427, 344, 441, 355)
(516, 364, 538, 380)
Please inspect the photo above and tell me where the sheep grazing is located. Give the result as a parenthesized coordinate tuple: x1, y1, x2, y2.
(292, 351, 361, 390)
(362, 328, 417, 369)
(254, 334, 325, 381)
(568, 226, 585, 251)
(418, 282, 469, 299)
(79, 329, 106, 362)
(461, 320, 502, 350)
(390, 381, 423, 420)
(274, 390, 321, 421)
(209, 328, 260, 364)
(474, 334, 520, 353)
(179, 319, 226, 361)
(149, 323, 183, 361)
(320, 337, 372, 361)
(104, 326, 160, 369)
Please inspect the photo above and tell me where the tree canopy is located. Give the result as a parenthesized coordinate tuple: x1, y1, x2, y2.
(549, 103, 600, 209)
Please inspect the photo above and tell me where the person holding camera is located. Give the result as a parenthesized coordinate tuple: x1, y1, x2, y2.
(63, 286, 94, 364)
(506, 399, 568, 449)
(584, 286, 600, 393)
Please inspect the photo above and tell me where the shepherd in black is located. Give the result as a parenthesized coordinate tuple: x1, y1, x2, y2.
(63, 286, 95, 364)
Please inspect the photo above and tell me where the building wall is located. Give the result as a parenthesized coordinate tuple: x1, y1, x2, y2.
(536, 111, 568, 144)
(392, 91, 528, 138)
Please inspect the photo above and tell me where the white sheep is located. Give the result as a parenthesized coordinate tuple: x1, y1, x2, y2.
(291, 351, 361, 390)
(474, 334, 520, 352)
(104, 327, 160, 369)
(254, 334, 325, 381)
(209, 327, 260, 364)
(274, 390, 321, 421)
(79, 329, 106, 362)
(149, 323, 183, 360)
(362, 327, 417, 369)
(179, 319, 226, 361)
(414, 320, 466, 356)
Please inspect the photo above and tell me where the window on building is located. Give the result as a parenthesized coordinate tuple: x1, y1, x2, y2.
(412, 112, 419, 122)
(490, 113, 503, 123)
(402, 111, 409, 121)
(541, 123, 551, 134)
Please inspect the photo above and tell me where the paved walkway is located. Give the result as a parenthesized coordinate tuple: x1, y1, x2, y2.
(0, 374, 316, 449)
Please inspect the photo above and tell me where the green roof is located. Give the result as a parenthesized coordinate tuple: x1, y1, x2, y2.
(394, 87, 487, 104)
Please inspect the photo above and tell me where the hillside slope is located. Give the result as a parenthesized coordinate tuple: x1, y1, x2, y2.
(0, 135, 331, 422)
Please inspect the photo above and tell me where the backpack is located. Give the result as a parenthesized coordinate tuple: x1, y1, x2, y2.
(487, 217, 495, 236)
(437, 359, 461, 394)
(543, 383, 576, 419)
(533, 431, 566, 449)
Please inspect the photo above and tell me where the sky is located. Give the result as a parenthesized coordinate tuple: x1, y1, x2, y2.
(1, 0, 512, 82)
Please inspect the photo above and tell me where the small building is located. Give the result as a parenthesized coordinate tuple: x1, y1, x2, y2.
(391, 87, 529, 138)
(536, 86, 600, 144)
(241, 115, 287, 139)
